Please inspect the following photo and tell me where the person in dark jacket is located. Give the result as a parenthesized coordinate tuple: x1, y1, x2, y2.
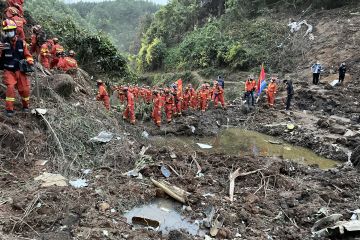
(283, 79, 294, 111)
(338, 62, 346, 84)
(217, 75, 224, 89)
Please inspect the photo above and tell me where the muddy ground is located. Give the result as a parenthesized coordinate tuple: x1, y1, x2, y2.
(1, 68, 360, 240)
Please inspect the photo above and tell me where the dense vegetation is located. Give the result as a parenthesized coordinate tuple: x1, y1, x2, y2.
(136, 0, 358, 73)
(25, 0, 133, 79)
(71, 0, 160, 52)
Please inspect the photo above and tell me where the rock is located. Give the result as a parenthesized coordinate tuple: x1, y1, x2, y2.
(52, 74, 76, 98)
(98, 202, 110, 212)
(351, 146, 360, 169)
(329, 125, 346, 135)
(317, 119, 330, 128)
(34, 172, 68, 187)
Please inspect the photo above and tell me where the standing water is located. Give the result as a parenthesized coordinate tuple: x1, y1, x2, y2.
(124, 198, 201, 236)
(154, 128, 340, 169)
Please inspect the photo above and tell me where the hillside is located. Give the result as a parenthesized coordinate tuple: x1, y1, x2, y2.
(70, 0, 160, 52)
(25, 0, 132, 79)
(136, 0, 359, 74)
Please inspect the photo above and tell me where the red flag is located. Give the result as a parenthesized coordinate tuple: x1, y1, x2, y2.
(176, 79, 183, 96)
(257, 64, 266, 94)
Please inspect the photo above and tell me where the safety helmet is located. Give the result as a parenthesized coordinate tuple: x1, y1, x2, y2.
(53, 38, 59, 44)
(69, 50, 75, 56)
(8, 7, 18, 16)
(96, 79, 103, 84)
(123, 87, 128, 91)
(2, 19, 17, 31)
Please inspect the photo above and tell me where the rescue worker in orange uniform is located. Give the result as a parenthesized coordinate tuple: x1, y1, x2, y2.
(152, 90, 163, 127)
(0, 19, 34, 117)
(164, 89, 175, 123)
(39, 40, 52, 69)
(122, 87, 135, 124)
(96, 80, 110, 111)
(245, 75, 257, 106)
(50, 38, 64, 69)
(30, 25, 44, 58)
(266, 77, 278, 108)
(144, 86, 152, 104)
(7, 0, 24, 17)
(6, 7, 26, 40)
(182, 86, 191, 111)
(189, 84, 198, 110)
(57, 50, 78, 72)
(213, 82, 226, 109)
(198, 84, 209, 112)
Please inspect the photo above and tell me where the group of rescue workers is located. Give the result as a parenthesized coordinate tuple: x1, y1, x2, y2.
(0, 0, 78, 117)
(96, 77, 226, 127)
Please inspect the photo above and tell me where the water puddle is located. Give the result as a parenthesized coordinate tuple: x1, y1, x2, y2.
(155, 128, 341, 169)
(124, 198, 201, 236)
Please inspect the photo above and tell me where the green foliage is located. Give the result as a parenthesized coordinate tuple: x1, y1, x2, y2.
(71, 0, 159, 52)
(25, 0, 133, 79)
(142, 71, 197, 88)
(145, 38, 166, 70)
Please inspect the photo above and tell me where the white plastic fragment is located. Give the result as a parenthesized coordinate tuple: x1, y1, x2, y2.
(196, 143, 213, 149)
(90, 131, 114, 143)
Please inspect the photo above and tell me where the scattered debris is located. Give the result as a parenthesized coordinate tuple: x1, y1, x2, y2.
(160, 165, 171, 178)
(34, 172, 68, 187)
(82, 169, 92, 175)
(196, 143, 213, 149)
(142, 131, 150, 139)
(330, 79, 340, 87)
(170, 152, 177, 159)
(132, 216, 160, 228)
(351, 209, 360, 220)
(311, 214, 343, 236)
(229, 168, 263, 201)
(35, 160, 48, 166)
(31, 108, 48, 115)
(150, 178, 189, 203)
(266, 140, 283, 145)
(90, 131, 114, 143)
(203, 206, 215, 228)
(16, 130, 24, 135)
(98, 202, 110, 212)
(69, 179, 88, 188)
(287, 124, 295, 130)
(210, 215, 224, 237)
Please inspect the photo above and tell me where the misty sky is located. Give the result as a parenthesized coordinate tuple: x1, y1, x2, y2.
(63, 0, 168, 4)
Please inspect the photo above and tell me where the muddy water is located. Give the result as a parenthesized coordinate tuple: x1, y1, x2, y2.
(155, 128, 341, 169)
(124, 198, 201, 235)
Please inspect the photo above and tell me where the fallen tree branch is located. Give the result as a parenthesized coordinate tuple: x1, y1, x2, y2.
(150, 178, 187, 203)
(229, 168, 264, 202)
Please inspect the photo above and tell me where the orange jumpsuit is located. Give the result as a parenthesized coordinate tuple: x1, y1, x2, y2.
(190, 88, 198, 109)
(50, 43, 64, 68)
(152, 93, 163, 127)
(198, 89, 209, 112)
(145, 89, 152, 104)
(30, 34, 40, 57)
(164, 93, 175, 123)
(96, 84, 110, 110)
(7, 0, 24, 16)
(182, 89, 190, 111)
(57, 56, 78, 72)
(213, 85, 225, 108)
(1, 37, 33, 111)
(10, 15, 26, 40)
(123, 91, 135, 124)
(117, 88, 126, 103)
(40, 43, 50, 69)
(266, 82, 277, 107)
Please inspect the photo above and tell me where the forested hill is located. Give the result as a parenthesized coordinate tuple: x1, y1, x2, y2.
(70, 0, 160, 52)
(135, 0, 359, 73)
